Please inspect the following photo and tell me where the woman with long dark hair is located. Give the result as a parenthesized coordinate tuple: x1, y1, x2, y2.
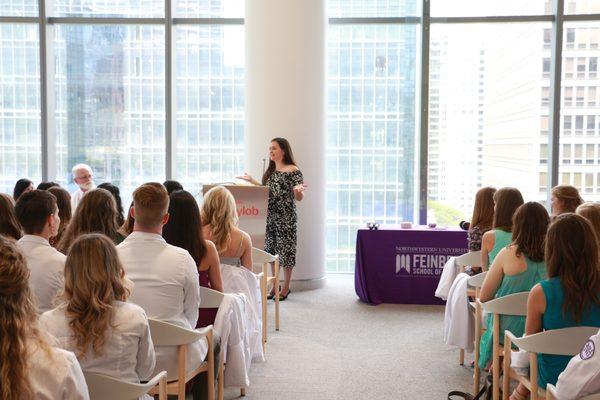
(467, 186, 496, 252)
(97, 182, 125, 227)
(238, 137, 307, 300)
(13, 178, 33, 201)
(47, 186, 72, 248)
(0, 193, 22, 241)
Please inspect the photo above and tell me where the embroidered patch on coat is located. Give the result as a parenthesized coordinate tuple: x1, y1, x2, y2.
(580, 340, 595, 360)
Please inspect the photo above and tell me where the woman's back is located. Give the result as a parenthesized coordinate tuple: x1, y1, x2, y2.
(203, 225, 252, 269)
(488, 229, 512, 264)
(41, 301, 155, 383)
(538, 278, 600, 387)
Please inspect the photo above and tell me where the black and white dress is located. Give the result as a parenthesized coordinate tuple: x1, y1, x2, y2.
(264, 169, 304, 268)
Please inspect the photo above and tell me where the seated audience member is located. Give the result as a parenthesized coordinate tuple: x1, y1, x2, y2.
(576, 202, 600, 242)
(0, 236, 89, 400)
(201, 186, 253, 271)
(467, 186, 496, 252)
(37, 181, 60, 191)
(13, 178, 33, 201)
(118, 201, 135, 238)
(511, 213, 600, 400)
(117, 183, 217, 400)
(554, 328, 600, 400)
(550, 184, 583, 218)
(70, 163, 95, 210)
(481, 187, 524, 270)
(40, 234, 155, 387)
(97, 182, 126, 226)
(163, 179, 184, 195)
(0, 193, 22, 241)
(163, 190, 223, 292)
(14, 190, 65, 314)
(477, 202, 549, 370)
(57, 188, 124, 253)
(47, 186, 72, 248)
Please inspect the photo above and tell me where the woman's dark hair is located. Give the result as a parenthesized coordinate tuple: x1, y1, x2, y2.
(470, 187, 496, 230)
(545, 213, 600, 323)
(163, 180, 184, 195)
(511, 202, 549, 262)
(163, 190, 207, 265)
(36, 181, 60, 191)
(97, 183, 125, 226)
(13, 179, 33, 201)
(492, 187, 524, 232)
(0, 194, 22, 241)
(122, 201, 135, 235)
(46, 187, 72, 247)
(261, 137, 297, 185)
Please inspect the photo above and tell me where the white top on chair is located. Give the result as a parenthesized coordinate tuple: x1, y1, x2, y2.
(84, 370, 167, 400)
(482, 291, 529, 316)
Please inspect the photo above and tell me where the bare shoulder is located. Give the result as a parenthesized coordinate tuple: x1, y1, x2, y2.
(241, 230, 253, 247)
(481, 230, 495, 247)
(204, 239, 218, 253)
(282, 164, 299, 173)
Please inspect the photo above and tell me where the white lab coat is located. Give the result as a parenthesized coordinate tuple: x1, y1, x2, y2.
(28, 339, 89, 400)
(443, 272, 474, 353)
(40, 301, 156, 384)
(436, 256, 458, 300)
(70, 188, 85, 210)
(555, 329, 600, 400)
(117, 232, 207, 379)
(17, 235, 66, 314)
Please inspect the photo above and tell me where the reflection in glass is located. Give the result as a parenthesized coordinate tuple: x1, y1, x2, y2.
(52, 0, 163, 17)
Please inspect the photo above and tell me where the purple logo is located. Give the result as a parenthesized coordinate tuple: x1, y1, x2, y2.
(580, 340, 595, 360)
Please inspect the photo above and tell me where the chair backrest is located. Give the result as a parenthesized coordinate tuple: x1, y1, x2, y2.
(482, 291, 529, 316)
(467, 271, 487, 289)
(456, 251, 482, 268)
(148, 318, 211, 346)
(84, 370, 167, 400)
(200, 286, 224, 308)
(511, 326, 599, 356)
(252, 247, 277, 264)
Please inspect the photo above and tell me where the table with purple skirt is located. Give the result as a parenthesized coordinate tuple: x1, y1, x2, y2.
(355, 225, 468, 305)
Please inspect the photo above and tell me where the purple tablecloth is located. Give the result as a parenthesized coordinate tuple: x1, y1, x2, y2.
(355, 225, 468, 305)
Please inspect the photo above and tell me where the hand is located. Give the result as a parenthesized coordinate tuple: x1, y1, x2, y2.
(293, 184, 307, 195)
(236, 173, 255, 184)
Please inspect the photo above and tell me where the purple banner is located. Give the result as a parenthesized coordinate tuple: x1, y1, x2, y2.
(355, 226, 468, 305)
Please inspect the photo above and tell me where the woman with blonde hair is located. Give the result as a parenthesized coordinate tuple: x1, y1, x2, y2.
(576, 202, 600, 242)
(57, 188, 124, 253)
(0, 192, 22, 241)
(0, 236, 89, 400)
(40, 233, 155, 386)
(201, 186, 253, 271)
(551, 184, 583, 217)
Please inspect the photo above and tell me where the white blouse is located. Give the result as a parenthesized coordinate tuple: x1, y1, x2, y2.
(40, 301, 155, 384)
(17, 235, 66, 314)
(28, 340, 89, 400)
(117, 232, 207, 379)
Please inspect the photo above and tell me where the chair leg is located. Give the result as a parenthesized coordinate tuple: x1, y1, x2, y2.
(240, 388, 246, 397)
(473, 302, 482, 395)
(459, 348, 465, 365)
(502, 334, 511, 400)
(492, 314, 500, 400)
(275, 259, 280, 331)
(218, 358, 224, 400)
(261, 267, 267, 349)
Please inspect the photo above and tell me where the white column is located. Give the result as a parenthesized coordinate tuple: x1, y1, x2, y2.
(245, 0, 326, 287)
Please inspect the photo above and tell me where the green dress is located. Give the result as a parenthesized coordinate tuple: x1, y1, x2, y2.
(477, 255, 547, 369)
(487, 229, 512, 267)
(538, 278, 600, 387)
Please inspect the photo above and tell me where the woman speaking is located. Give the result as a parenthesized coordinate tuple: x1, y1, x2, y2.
(239, 137, 307, 301)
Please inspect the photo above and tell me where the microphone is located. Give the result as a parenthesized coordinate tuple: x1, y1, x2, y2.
(459, 221, 470, 230)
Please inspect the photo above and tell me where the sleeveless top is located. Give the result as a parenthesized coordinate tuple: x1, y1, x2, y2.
(488, 229, 512, 266)
(478, 254, 548, 369)
(537, 278, 600, 387)
(220, 235, 244, 267)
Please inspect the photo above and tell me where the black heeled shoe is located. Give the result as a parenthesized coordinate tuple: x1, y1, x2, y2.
(278, 289, 291, 301)
(267, 285, 280, 300)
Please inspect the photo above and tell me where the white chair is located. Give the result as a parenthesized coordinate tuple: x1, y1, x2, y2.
(458, 271, 487, 368)
(84, 370, 167, 400)
(546, 384, 600, 400)
(466, 271, 488, 392)
(481, 291, 529, 400)
(252, 247, 280, 350)
(147, 319, 215, 400)
(456, 250, 482, 273)
(199, 286, 243, 399)
(503, 326, 599, 400)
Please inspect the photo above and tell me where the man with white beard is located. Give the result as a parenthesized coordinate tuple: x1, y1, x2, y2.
(70, 163, 95, 210)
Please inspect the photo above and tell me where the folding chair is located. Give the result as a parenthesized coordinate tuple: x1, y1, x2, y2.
(467, 271, 488, 393)
(503, 326, 599, 400)
(147, 319, 215, 400)
(84, 370, 167, 400)
(457, 270, 487, 368)
(480, 291, 529, 400)
(546, 384, 600, 400)
(252, 247, 280, 350)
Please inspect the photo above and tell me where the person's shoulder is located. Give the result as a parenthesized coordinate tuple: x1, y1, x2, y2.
(204, 239, 218, 254)
(240, 230, 252, 245)
(39, 305, 68, 327)
(281, 165, 299, 173)
(114, 301, 150, 327)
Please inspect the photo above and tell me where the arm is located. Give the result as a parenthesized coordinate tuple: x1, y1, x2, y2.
(525, 284, 546, 335)
(205, 241, 224, 293)
(479, 248, 506, 302)
(291, 169, 306, 202)
(240, 231, 253, 271)
(480, 230, 494, 271)
(236, 173, 260, 186)
(136, 310, 156, 381)
(182, 253, 200, 328)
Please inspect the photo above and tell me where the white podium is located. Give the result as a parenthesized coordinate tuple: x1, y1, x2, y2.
(202, 184, 269, 249)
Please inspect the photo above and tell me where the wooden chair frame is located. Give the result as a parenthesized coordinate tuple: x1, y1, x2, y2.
(252, 247, 280, 353)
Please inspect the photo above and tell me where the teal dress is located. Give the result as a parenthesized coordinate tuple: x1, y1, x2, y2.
(488, 229, 512, 267)
(478, 255, 547, 369)
(537, 278, 600, 387)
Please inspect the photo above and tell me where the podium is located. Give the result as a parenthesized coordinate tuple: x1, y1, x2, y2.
(202, 184, 269, 249)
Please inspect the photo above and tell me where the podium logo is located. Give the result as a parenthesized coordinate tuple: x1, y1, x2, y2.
(396, 254, 411, 274)
(237, 205, 259, 216)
